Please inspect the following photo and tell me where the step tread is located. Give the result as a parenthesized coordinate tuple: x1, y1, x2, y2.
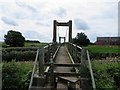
(59, 76, 79, 83)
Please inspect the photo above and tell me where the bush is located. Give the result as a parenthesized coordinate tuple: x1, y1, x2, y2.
(25, 40, 40, 43)
(87, 45, 120, 59)
(4, 30, 25, 47)
(89, 52, 120, 60)
(2, 51, 36, 61)
(2, 61, 33, 89)
(92, 61, 120, 89)
(3, 47, 38, 52)
(2, 47, 38, 61)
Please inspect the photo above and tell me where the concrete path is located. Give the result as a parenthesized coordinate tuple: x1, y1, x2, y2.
(54, 45, 80, 90)
(54, 46, 72, 72)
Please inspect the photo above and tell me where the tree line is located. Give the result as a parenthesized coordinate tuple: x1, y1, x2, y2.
(4, 30, 91, 47)
(4, 30, 40, 47)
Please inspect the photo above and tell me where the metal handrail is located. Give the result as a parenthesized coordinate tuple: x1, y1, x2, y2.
(45, 45, 60, 72)
(66, 42, 96, 89)
(86, 50, 96, 89)
(67, 42, 82, 50)
(29, 49, 39, 89)
(29, 42, 59, 89)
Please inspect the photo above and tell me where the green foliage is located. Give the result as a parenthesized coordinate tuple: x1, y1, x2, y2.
(25, 40, 40, 43)
(2, 47, 39, 61)
(92, 61, 120, 89)
(2, 42, 47, 48)
(2, 42, 47, 61)
(3, 47, 38, 52)
(4, 30, 25, 47)
(73, 32, 90, 46)
(87, 45, 120, 59)
(0, 42, 2, 47)
(24, 42, 47, 47)
(1, 42, 9, 48)
(2, 50, 36, 61)
(2, 61, 33, 89)
(87, 45, 119, 53)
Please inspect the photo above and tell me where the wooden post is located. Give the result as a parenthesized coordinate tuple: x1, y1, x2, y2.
(38, 48, 46, 87)
(80, 48, 87, 77)
(53, 20, 57, 42)
(75, 45, 77, 63)
(39, 48, 44, 76)
(49, 47, 55, 89)
(0, 69, 1, 90)
(64, 37, 66, 42)
(59, 37, 61, 43)
(80, 48, 90, 89)
(69, 20, 72, 42)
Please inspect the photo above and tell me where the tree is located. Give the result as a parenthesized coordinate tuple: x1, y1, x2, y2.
(4, 30, 25, 47)
(73, 32, 90, 46)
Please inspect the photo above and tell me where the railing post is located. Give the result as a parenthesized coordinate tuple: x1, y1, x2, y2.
(37, 48, 46, 87)
(75, 45, 77, 63)
(39, 48, 44, 76)
(48, 44, 50, 62)
(80, 48, 90, 89)
(49, 47, 55, 89)
(80, 48, 87, 77)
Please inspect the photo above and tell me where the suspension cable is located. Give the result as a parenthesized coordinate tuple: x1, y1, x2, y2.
(65, 28, 67, 38)
(58, 26, 59, 38)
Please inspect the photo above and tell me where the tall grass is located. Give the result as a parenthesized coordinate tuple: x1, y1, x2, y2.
(87, 45, 119, 53)
(87, 45, 120, 59)
(2, 61, 33, 89)
(92, 61, 120, 89)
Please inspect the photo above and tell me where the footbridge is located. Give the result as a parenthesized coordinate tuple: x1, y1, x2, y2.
(28, 20, 96, 90)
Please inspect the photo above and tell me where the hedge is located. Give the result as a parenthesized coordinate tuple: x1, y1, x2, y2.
(2, 47, 38, 52)
(92, 61, 120, 89)
(89, 52, 120, 60)
(2, 47, 38, 61)
(2, 51, 36, 61)
(2, 61, 33, 89)
(87, 45, 120, 60)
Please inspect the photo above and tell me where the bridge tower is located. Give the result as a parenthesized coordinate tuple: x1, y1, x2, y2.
(53, 20, 72, 43)
(59, 37, 66, 43)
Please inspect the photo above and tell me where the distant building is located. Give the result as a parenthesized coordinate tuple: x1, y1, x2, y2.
(96, 37, 120, 45)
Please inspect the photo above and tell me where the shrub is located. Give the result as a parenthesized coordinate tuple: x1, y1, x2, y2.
(92, 61, 120, 89)
(87, 45, 120, 59)
(4, 30, 25, 47)
(2, 51, 36, 61)
(89, 52, 120, 60)
(3, 47, 38, 52)
(2, 61, 33, 89)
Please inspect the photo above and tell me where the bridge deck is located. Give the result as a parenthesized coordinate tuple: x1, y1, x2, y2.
(54, 45, 80, 89)
(54, 46, 72, 72)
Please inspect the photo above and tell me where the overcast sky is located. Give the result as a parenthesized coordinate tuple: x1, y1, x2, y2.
(0, 0, 119, 43)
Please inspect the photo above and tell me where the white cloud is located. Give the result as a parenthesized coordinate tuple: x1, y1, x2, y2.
(74, 19, 90, 30)
(1, 16, 18, 26)
(0, 0, 119, 42)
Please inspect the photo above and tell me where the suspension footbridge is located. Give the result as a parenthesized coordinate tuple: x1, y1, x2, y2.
(28, 20, 96, 90)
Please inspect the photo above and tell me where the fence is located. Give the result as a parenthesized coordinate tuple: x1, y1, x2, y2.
(66, 42, 96, 89)
(29, 42, 59, 89)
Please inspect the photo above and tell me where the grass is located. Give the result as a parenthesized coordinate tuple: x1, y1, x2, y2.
(0, 42, 2, 47)
(1, 42, 48, 47)
(86, 45, 120, 60)
(24, 42, 48, 47)
(2, 61, 33, 89)
(92, 60, 120, 89)
(87, 45, 119, 53)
